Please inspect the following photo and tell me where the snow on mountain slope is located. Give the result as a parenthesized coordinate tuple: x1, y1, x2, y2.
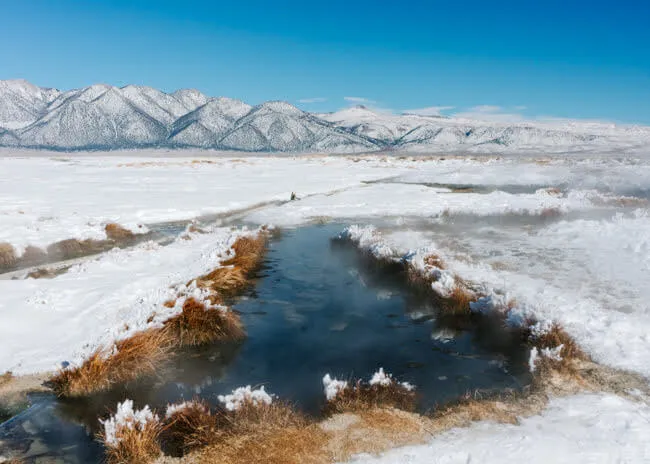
(0, 79, 60, 129)
(172, 88, 210, 111)
(17, 87, 168, 149)
(169, 97, 252, 147)
(1, 79, 649, 153)
(220, 101, 378, 152)
(321, 105, 427, 142)
(120, 85, 191, 126)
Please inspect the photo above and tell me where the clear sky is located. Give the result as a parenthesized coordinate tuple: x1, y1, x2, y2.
(1, 0, 649, 123)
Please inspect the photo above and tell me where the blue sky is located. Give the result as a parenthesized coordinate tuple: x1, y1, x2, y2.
(1, 0, 649, 123)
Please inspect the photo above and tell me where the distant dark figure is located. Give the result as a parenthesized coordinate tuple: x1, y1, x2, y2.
(290, 192, 297, 201)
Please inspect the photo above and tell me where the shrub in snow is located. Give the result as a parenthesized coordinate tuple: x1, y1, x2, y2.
(100, 400, 161, 463)
(323, 369, 416, 415)
(218, 385, 274, 411)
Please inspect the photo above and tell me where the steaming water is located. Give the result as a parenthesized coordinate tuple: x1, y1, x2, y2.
(0, 224, 530, 462)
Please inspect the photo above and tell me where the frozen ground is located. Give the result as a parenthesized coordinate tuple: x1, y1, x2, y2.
(1, 151, 649, 462)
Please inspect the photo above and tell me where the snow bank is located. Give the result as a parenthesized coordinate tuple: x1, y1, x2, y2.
(0, 226, 253, 374)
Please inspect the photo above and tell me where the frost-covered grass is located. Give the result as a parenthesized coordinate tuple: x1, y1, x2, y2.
(50, 328, 172, 397)
(323, 369, 417, 415)
(100, 400, 161, 464)
(49, 232, 266, 396)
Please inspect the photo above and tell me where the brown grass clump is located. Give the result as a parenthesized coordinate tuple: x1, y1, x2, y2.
(440, 285, 475, 317)
(194, 234, 267, 296)
(527, 322, 588, 378)
(20, 245, 48, 266)
(104, 424, 161, 464)
(50, 329, 172, 397)
(161, 401, 226, 455)
(423, 254, 446, 269)
(195, 266, 249, 296)
(532, 323, 587, 362)
(162, 298, 245, 346)
(100, 403, 162, 464)
(46, 238, 110, 261)
(220, 235, 267, 274)
(105, 223, 136, 241)
(195, 423, 329, 464)
(0, 242, 17, 268)
(323, 380, 416, 416)
(192, 402, 327, 464)
(0, 371, 13, 387)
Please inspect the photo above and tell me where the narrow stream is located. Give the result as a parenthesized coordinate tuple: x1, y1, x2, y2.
(0, 224, 530, 463)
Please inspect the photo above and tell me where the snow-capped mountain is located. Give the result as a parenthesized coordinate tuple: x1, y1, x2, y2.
(0, 80, 648, 153)
(0, 79, 60, 130)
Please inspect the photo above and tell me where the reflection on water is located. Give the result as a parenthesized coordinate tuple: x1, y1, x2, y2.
(0, 224, 530, 463)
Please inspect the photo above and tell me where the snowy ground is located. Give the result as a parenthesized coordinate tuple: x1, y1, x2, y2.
(1, 151, 649, 462)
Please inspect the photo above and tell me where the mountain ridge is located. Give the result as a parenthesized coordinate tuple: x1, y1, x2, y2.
(1, 80, 648, 153)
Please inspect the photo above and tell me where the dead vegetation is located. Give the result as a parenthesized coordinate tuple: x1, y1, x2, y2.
(0, 242, 17, 268)
(162, 298, 245, 346)
(101, 415, 162, 464)
(26, 265, 71, 279)
(50, 329, 173, 397)
(161, 401, 225, 455)
(105, 223, 136, 241)
(423, 254, 446, 269)
(323, 381, 417, 416)
(0, 371, 13, 387)
(174, 401, 325, 464)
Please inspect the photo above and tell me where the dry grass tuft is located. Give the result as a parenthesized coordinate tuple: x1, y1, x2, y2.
(101, 419, 162, 464)
(0, 242, 17, 268)
(195, 266, 249, 296)
(0, 371, 13, 387)
(423, 254, 446, 269)
(190, 402, 326, 464)
(50, 329, 172, 397)
(161, 401, 226, 455)
(220, 235, 267, 274)
(105, 223, 136, 241)
(21, 245, 48, 265)
(162, 298, 245, 346)
(527, 322, 588, 378)
(323, 381, 416, 416)
(440, 285, 475, 317)
(26, 266, 70, 279)
(46, 238, 110, 261)
(194, 423, 329, 464)
(230, 401, 309, 434)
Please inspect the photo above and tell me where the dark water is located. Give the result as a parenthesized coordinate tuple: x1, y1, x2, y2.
(0, 224, 530, 463)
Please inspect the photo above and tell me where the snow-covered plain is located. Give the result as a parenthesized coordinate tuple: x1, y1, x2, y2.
(1, 151, 649, 463)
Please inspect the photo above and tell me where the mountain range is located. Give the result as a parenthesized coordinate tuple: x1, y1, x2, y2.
(1, 79, 648, 153)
